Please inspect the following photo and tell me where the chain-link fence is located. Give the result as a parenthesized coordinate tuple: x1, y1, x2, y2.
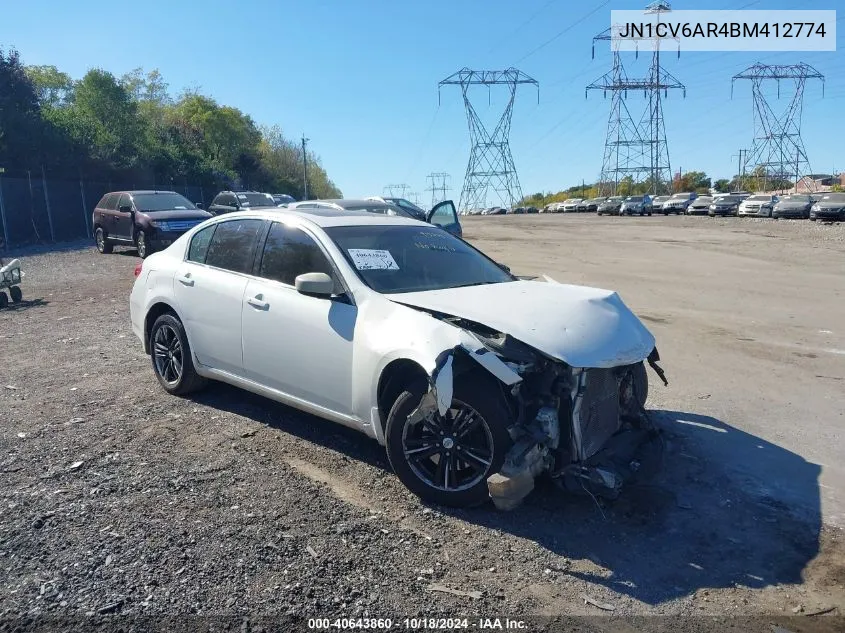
(0, 174, 210, 250)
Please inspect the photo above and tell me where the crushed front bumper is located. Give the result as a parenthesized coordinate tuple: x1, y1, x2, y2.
(487, 350, 667, 510)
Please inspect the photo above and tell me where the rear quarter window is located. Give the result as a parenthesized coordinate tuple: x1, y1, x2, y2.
(97, 193, 118, 210)
(203, 219, 264, 274)
(187, 224, 217, 264)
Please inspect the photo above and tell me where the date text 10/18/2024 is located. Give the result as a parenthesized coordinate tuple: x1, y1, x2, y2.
(308, 618, 528, 630)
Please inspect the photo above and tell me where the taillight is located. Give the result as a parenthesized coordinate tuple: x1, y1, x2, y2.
(134, 262, 143, 278)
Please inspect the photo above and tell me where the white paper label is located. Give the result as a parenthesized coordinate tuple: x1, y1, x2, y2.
(348, 249, 399, 270)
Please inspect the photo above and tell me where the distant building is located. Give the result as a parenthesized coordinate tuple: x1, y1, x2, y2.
(794, 174, 838, 193)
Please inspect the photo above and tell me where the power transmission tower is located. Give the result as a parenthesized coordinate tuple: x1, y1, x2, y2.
(425, 172, 451, 206)
(383, 184, 410, 198)
(439, 68, 538, 211)
(731, 62, 824, 193)
(587, 1, 685, 196)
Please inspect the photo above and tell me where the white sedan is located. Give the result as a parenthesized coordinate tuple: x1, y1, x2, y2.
(130, 205, 665, 509)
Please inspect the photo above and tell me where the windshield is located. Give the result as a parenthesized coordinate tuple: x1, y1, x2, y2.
(273, 194, 296, 204)
(693, 197, 712, 204)
(821, 193, 845, 202)
(781, 195, 810, 203)
(325, 225, 513, 294)
(625, 196, 643, 202)
(132, 193, 196, 211)
(715, 196, 740, 203)
(670, 193, 690, 199)
(237, 193, 276, 207)
(747, 195, 772, 202)
(606, 196, 625, 203)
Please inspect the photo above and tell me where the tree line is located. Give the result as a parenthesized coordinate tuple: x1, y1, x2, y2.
(0, 47, 341, 199)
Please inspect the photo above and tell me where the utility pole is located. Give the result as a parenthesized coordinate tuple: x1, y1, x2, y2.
(301, 134, 310, 200)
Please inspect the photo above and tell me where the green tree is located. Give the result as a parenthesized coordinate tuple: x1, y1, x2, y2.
(24, 64, 73, 107)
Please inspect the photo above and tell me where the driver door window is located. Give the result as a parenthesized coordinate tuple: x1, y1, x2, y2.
(259, 222, 339, 293)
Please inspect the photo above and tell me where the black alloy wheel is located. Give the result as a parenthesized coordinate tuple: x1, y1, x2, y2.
(153, 322, 183, 386)
(385, 377, 511, 507)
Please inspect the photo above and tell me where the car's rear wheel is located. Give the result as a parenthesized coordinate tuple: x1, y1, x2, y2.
(9, 286, 22, 303)
(0, 292, 7, 309)
(385, 376, 511, 508)
(150, 313, 206, 395)
(95, 227, 113, 254)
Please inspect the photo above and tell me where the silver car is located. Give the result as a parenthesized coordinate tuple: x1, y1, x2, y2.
(620, 195, 653, 216)
(738, 194, 779, 218)
(661, 192, 697, 215)
(772, 194, 814, 219)
(687, 196, 713, 215)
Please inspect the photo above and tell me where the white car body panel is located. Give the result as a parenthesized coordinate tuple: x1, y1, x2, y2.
(387, 281, 655, 369)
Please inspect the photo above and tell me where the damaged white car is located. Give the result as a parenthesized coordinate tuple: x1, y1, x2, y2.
(129, 204, 667, 509)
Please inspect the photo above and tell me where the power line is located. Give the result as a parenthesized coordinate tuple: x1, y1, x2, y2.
(514, 0, 611, 65)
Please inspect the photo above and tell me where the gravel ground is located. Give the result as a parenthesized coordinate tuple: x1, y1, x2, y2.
(1, 218, 843, 629)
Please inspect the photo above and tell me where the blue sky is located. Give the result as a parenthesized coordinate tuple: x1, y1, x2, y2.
(1, 0, 842, 202)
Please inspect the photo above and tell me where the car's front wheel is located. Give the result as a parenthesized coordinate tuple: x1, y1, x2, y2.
(385, 376, 511, 508)
(150, 313, 206, 395)
(136, 229, 151, 259)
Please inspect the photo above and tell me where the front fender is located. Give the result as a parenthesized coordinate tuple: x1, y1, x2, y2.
(353, 297, 522, 434)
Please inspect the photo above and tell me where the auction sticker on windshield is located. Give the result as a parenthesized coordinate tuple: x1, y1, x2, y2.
(348, 249, 399, 270)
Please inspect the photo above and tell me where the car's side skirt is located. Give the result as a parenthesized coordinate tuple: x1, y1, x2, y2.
(198, 366, 372, 437)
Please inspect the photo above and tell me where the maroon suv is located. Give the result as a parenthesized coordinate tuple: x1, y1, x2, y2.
(92, 190, 212, 258)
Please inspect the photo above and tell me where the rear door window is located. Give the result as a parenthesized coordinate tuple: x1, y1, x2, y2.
(204, 219, 264, 274)
(258, 222, 337, 289)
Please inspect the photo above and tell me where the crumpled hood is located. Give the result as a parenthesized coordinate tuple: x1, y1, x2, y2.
(387, 280, 655, 368)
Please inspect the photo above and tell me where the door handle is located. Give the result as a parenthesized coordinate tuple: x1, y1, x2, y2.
(178, 274, 194, 287)
(246, 296, 269, 310)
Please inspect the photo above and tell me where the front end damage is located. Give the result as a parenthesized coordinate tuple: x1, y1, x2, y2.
(414, 317, 667, 511)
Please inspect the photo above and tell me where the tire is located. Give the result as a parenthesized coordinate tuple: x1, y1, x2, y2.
(149, 313, 206, 396)
(0, 292, 7, 309)
(95, 227, 113, 254)
(810, 217, 816, 222)
(9, 286, 22, 303)
(632, 361, 648, 409)
(385, 376, 512, 508)
(135, 229, 151, 259)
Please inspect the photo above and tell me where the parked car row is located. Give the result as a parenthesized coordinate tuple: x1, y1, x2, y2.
(92, 190, 464, 259)
(525, 191, 843, 221)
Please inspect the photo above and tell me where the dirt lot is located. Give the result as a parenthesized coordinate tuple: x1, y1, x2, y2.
(1, 215, 844, 627)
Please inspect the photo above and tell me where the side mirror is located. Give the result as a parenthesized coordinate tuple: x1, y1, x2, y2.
(195, 202, 203, 209)
(118, 204, 132, 213)
(497, 262, 511, 273)
(295, 272, 334, 298)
